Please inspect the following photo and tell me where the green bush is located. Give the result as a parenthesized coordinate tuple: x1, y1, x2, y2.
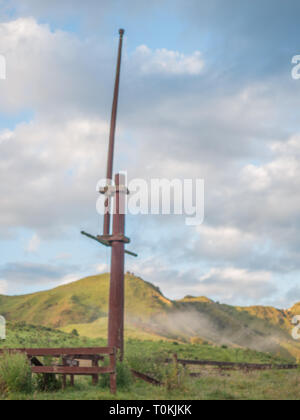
(163, 362, 189, 391)
(34, 357, 61, 392)
(127, 347, 170, 383)
(35, 373, 61, 392)
(0, 352, 32, 395)
(100, 359, 133, 390)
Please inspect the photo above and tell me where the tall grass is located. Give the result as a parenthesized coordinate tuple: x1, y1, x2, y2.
(34, 357, 61, 392)
(0, 352, 32, 395)
(100, 359, 133, 390)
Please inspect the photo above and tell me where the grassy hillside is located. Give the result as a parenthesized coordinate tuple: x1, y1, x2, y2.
(62, 317, 173, 341)
(0, 274, 172, 328)
(1, 273, 300, 360)
(0, 322, 104, 349)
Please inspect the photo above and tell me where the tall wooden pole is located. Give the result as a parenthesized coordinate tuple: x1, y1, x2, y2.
(108, 173, 126, 360)
(82, 29, 136, 362)
(103, 29, 125, 236)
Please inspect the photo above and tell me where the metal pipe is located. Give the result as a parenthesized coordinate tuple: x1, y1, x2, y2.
(103, 29, 125, 236)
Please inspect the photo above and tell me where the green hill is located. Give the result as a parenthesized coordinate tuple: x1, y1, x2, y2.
(0, 274, 172, 328)
(1, 273, 300, 360)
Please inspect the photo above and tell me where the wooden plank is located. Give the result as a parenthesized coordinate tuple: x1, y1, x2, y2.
(31, 366, 115, 375)
(62, 374, 67, 390)
(92, 356, 99, 385)
(68, 355, 104, 361)
(165, 358, 299, 370)
(30, 357, 44, 367)
(28, 347, 115, 356)
(0, 347, 115, 357)
(110, 373, 117, 395)
(131, 369, 162, 386)
(0, 349, 28, 354)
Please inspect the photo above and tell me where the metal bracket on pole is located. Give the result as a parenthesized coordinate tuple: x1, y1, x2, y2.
(81, 231, 138, 258)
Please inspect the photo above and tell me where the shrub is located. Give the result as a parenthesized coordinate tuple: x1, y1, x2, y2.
(164, 362, 189, 391)
(35, 373, 61, 392)
(0, 352, 32, 395)
(127, 348, 170, 383)
(190, 337, 204, 345)
(34, 357, 61, 392)
(100, 359, 133, 390)
(71, 329, 79, 337)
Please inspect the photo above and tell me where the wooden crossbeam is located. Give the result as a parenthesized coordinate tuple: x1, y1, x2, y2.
(81, 231, 138, 257)
(31, 366, 114, 375)
(0, 347, 115, 356)
(165, 358, 299, 370)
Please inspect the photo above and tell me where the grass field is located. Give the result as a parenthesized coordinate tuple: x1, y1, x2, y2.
(8, 370, 300, 401)
(1, 322, 299, 400)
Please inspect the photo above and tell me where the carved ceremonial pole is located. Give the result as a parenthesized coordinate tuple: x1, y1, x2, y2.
(82, 29, 137, 362)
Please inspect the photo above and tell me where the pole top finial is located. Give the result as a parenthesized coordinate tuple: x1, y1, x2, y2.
(119, 29, 125, 37)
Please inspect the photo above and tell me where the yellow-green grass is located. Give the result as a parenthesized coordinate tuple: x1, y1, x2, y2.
(4, 369, 300, 401)
(61, 317, 170, 342)
(0, 274, 172, 328)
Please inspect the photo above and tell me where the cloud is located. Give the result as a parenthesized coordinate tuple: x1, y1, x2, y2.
(8, 0, 155, 20)
(195, 225, 256, 261)
(0, 116, 108, 234)
(127, 256, 276, 305)
(54, 253, 72, 261)
(133, 45, 204, 75)
(0, 10, 300, 306)
(175, 0, 300, 81)
(0, 261, 85, 295)
(196, 268, 275, 304)
(0, 17, 113, 115)
(286, 287, 300, 307)
(96, 263, 109, 273)
(0, 262, 68, 283)
(26, 233, 41, 253)
(58, 273, 81, 287)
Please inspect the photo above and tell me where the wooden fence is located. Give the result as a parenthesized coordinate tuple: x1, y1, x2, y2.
(166, 355, 299, 372)
(0, 347, 117, 394)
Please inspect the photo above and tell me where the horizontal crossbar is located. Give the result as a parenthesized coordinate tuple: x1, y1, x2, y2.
(31, 366, 114, 375)
(81, 231, 138, 257)
(0, 347, 115, 357)
(165, 358, 299, 370)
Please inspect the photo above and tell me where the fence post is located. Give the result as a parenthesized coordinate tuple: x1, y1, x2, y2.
(110, 349, 117, 394)
(92, 356, 99, 385)
(173, 353, 180, 385)
(62, 357, 67, 390)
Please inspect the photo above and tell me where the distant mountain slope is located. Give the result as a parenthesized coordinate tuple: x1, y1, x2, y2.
(1, 273, 300, 360)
